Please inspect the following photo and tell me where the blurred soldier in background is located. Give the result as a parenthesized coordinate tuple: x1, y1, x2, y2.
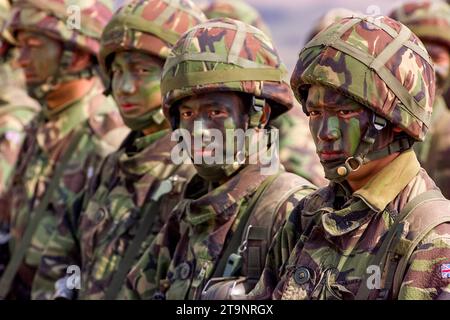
(32, 0, 205, 300)
(204, 0, 327, 187)
(390, 1, 450, 198)
(0, 0, 39, 196)
(0, 0, 128, 299)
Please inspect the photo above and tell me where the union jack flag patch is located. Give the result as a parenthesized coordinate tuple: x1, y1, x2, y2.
(441, 264, 450, 279)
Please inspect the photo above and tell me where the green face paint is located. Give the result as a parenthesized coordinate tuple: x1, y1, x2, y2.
(17, 31, 62, 94)
(306, 85, 370, 178)
(111, 50, 166, 131)
(178, 92, 249, 182)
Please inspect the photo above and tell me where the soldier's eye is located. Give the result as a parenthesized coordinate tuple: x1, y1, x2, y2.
(209, 110, 224, 117)
(338, 110, 355, 116)
(309, 110, 321, 116)
(181, 111, 193, 118)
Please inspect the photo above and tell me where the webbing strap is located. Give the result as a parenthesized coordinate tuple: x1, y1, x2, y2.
(302, 16, 432, 127)
(354, 190, 445, 300)
(111, 15, 180, 45)
(0, 129, 85, 299)
(104, 180, 174, 300)
(161, 68, 284, 93)
(328, 40, 430, 126)
(228, 20, 247, 65)
(212, 173, 280, 278)
(370, 26, 411, 72)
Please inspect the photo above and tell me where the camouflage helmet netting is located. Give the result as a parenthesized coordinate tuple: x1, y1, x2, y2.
(161, 17, 293, 124)
(291, 15, 436, 141)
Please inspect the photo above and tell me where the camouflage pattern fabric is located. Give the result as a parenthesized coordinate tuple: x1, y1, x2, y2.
(9, 0, 115, 56)
(32, 0, 204, 300)
(389, 1, 450, 52)
(0, 59, 39, 196)
(202, 1, 326, 186)
(0, 78, 128, 299)
(99, 0, 206, 74)
(161, 17, 294, 123)
(248, 150, 450, 300)
(390, 1, 450, 198)
(123, 163, 315, 300)
(291, 15, 435, 142)
(32, 131, 195, 300)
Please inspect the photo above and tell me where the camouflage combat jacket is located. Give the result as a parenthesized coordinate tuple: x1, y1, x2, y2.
(1, 78, 128, 299)
(124, 164, 316, 300)
(32, 130, 195, 300)
(0, 62, 39, 195)
(249, 149, 450, 300)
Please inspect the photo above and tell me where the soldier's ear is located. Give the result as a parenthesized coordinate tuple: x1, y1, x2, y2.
(68, 48, 92, 73)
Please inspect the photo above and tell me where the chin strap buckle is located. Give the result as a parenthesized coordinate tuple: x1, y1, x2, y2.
(249, 97, 265, 128)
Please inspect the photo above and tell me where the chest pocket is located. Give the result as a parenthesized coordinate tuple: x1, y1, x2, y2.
(82, 186, 139, 263)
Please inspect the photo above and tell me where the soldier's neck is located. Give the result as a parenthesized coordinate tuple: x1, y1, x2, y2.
(346, 152, 400, 192)
(45, 78, 96, 110)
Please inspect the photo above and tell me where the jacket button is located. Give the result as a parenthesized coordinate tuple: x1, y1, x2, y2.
(294, 266, 311, 285)
(177, 262, 191, 280)
(96, 207, 107, 222)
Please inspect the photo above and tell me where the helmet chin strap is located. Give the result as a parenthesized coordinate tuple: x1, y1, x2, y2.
(324, 113, 414, 182)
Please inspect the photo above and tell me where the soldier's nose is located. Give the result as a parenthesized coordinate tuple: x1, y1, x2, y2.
(318, 117, 341, 141)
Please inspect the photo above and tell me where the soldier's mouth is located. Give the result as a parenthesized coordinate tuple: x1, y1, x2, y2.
(120, 103, 140, 112)
(318, 151, 345, 162)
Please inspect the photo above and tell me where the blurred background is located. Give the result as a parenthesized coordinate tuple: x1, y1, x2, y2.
(113, 0, 413, 71)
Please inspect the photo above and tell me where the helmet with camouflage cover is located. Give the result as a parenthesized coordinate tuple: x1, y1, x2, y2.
(291, 15, 436, 180)
(305, 7, 359, 43)
(9, 0, 114, 56)
(99, 0, 206, 92)
(203, 0, 271, 37)
(161, 17, 293, 129)
(9, 0, 115, 100)
(390, 1, 450, 92)
(98, 0, 206, 131)
(390, 1, 450, 51)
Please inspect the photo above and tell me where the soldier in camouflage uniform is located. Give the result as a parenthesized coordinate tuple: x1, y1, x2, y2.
(390, 1, 450, 198)
(203, 0, 326, 187)
(0, 0, 129, 299)
(0, 0, 39, 196)
(248, 15, 450, 300)
(31, 0, 205, 300)
(123, 18, 316, 300)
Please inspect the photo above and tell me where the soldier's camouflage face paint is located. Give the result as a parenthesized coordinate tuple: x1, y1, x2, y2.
(424, 42, 450, 92)
(16, 31, 62, 87)
(305, 85, 370, 170)
(178, 92, 249, 181)
(111, 50, 164, 131)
